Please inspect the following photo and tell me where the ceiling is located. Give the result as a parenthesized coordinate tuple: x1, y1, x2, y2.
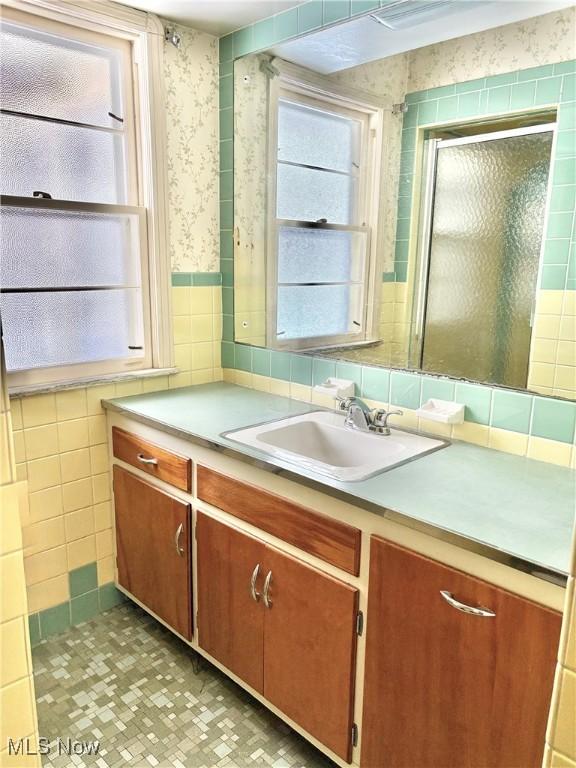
(114, 0, 307, 36)
(271, 0, 576, 73)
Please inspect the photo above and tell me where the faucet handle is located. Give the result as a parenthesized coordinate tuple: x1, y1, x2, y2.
(372, 408, 403, 434)
(382, 408, 403, 425)
(336, 396, 354, 411)
(370, 408, 386, 423)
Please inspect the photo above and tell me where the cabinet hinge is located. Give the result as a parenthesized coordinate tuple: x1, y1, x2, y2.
(356, 610, 364, 636)
(351, 723, 358, 748)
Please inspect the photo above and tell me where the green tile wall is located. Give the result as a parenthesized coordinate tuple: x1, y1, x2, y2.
(28, 563, 126, 645)
(454, 382, 492, 425)
(491, 390, 533, 434)
(291, 354, 313, 385)
(171, 272, 222, 287)
(223, 340, 576, 443)
(390, 371, 421, 410)
(312, 357, 336, 386)
(361, 366, 389, 401)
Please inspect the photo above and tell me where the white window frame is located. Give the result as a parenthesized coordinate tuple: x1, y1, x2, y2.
(1, 0, 172, 392)
(266, 61, 384, 352)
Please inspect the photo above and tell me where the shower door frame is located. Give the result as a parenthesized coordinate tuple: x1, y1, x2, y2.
(408, 121, 556, 380)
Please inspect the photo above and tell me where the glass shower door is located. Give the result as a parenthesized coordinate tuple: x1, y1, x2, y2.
(418, 126, 554, 389)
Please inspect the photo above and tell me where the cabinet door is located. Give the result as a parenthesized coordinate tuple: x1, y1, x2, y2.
(113, 466, 192, 639)
(263, 546, 359, 763)
(196, 513, 266, 693)
(361, 537, 562, 768)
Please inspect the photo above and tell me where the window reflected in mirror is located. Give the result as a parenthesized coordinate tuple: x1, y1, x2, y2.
(233, 46, 573, 401)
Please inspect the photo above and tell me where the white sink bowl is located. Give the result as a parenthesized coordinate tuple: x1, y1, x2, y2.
(223, 411, 448, 482)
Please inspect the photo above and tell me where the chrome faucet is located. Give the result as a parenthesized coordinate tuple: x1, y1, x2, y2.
(337, 397, 403, 436)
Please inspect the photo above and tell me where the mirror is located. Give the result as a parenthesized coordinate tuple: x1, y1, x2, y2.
(233, 6, 575, 401)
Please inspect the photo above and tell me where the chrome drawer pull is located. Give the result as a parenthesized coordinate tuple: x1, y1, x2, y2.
(250, 564, 261, 602)
(440, 590, 495, 617)
(263, 570, 273, 609)
(137, 453, 158, 466)
(174, 522, 185, 557)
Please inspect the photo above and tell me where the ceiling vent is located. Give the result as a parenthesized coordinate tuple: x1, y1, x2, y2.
(369, 0, 472, 30)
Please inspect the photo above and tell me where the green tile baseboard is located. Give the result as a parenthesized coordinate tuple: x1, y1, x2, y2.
(28, 575, 126, 646)
(224, 341, 576, 444)
(171, 272, 222, 287)
(69, 562, 97, 598)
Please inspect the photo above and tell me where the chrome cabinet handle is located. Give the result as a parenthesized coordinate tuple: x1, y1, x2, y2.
(174, 522, 185, 557)
(440, 590, 495, 617)
(137, 453, 158, 466)
(250, 564, 261, 602)
(263, 570, 273, 609)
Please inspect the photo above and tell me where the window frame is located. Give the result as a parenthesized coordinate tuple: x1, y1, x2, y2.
(1, 0, 172, 393)
(266, 63, 383, 352)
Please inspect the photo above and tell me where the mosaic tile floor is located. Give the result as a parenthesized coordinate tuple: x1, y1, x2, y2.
(33, 602, 334, 768)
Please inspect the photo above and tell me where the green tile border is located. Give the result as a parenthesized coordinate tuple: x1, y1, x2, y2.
(29, 577, 126, 646)
(222, 341, 576, 443)
(171, 272, 222, 287)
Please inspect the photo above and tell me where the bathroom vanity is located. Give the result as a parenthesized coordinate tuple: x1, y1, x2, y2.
(103, 382, 573, 768)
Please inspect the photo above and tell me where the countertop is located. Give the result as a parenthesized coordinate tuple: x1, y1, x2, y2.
(103, 382, 575, 578)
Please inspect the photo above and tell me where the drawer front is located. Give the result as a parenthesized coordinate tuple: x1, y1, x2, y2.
(112, 427, 192, 492)
(197, 465, 361, 576)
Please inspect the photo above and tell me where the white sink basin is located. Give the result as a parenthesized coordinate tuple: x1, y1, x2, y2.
(223, 411, 448, 481)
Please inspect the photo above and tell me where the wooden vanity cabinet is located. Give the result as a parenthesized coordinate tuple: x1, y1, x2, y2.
(196, 512, 266, 692)
(196, 512, 359, 763)
(113, 466, 192, 640)
(361, 537, 562, 768)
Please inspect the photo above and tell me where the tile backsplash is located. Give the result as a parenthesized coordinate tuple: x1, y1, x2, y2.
(222, 342, 576, 468)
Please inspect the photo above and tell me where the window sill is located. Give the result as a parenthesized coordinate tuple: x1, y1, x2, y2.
(8, 367, 178, 399)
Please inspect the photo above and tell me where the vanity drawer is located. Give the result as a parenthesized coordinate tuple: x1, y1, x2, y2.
(196, 465, 361, 576)
(112, 427, 192, 492)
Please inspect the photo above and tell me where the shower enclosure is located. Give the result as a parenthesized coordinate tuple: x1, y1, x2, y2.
(411, 123, 554, 389)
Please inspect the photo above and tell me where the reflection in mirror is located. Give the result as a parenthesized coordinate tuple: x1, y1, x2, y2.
(411, 125, 554, 390)
(233, 11, 575, 401)
(234, 54, 385, 351)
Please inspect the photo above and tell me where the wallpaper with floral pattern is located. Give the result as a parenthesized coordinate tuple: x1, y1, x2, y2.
(409, 7, 576, 92)
(163, 22, 220, 273)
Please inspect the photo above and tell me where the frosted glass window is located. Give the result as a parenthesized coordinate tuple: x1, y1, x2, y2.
(0, 290, 143, 371)
(0, 114, 126, 204)
(278, 100, 360, 173)
(278, 227, 366, 284)
(277, 163, 354, 224)
(277, 285, 363, 340)
(271, 91, 371, 345)
(0, 207, 141, 289)
(0, 10, 149, 383)
(0, 20, 123, 128)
